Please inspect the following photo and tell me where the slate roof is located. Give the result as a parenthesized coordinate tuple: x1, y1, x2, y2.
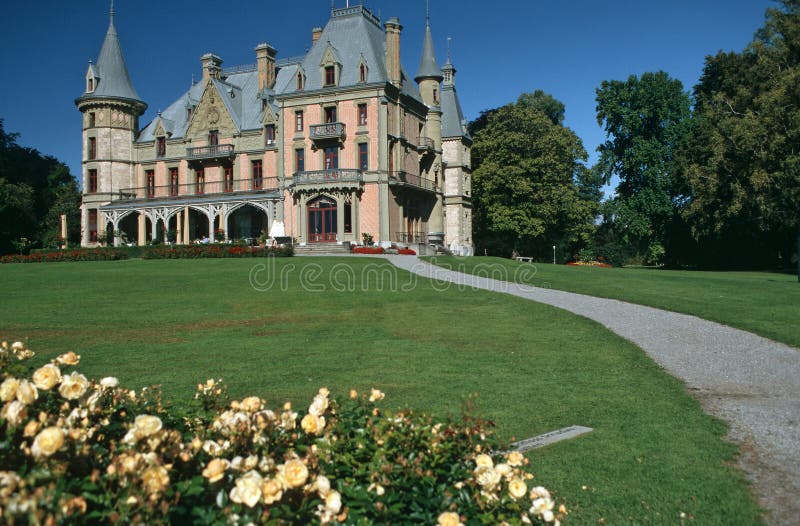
(441, 61, 470, 140)
(415, 23, 443, 82)
(77, 15, 144, 107)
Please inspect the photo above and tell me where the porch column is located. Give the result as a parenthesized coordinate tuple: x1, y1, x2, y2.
(208, 213, 216, 243)
(111, 216, 122, 247)
(138, 212, 146, 246)
(220, 213, 228, 242)
(336, 195, 345, 243)
(183, 206, 190, 244)
(353, 191, 360, 240)
(80, 206, 89, 247)
(150, 215, 158, 241)
(175, 210, 182, 245)
(297, 197, 306, 244)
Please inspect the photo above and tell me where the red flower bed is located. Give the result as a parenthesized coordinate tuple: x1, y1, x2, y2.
(352, 246, 385, 254)
(142, 245, 292, 259)
(1, 249, 129, 264)
(397, 248, 416, 255)
(566, 261, 612, 268)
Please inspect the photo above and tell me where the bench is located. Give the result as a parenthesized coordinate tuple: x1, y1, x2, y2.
(515, 256, 534, 263)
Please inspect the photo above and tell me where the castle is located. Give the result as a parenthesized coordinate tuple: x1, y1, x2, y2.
(76, 3, 473, 255)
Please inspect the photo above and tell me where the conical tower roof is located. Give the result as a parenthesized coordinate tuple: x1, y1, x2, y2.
(415, 21, 442, 83)
(77, 3, 145, 108)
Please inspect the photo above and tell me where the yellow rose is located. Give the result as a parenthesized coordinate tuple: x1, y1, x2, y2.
(229, 470, 263, 508)
(325, 490, 342, 514)
(495, 463, 512, 478)
(349, 389, 358, 399)
(438, 511, 463, 526)
(261, 478, 283, 504)
(32, 426, 65, 458)
(315, 475, 331, 496)
(506, 451, 524, 467)
(2, 400, 26, 427)
(141, 465, 169, 494)
(99, 377, 119, 388)
(202, 458, 229, 483)
(308, 395, 327, 417)
(282, 459, 308, 488)
(59, 372, 89, 400)
(508, 477, 527, 499)
(368, 388, 385, 402)
(23, 419, 39, 437)
(530, 497, 555, 522)
(301, 413, 325, 436)
(56, 351, 80, 365)
(474, 454, 493, 469)
(474, 465, 501, 489)
(32, 364, 62, 390)
(134, 415, 163, 437)
(0, 378, 19, 402)
(15, 380, 38, 405)
(240, 396, 262, 413)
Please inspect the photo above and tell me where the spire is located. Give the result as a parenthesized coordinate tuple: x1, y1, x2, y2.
(415, 6, 442, 83)
(76, 1, 145, 109)
(442, 36, 456, 87)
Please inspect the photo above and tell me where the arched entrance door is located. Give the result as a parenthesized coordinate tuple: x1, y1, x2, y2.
(307, 196, 337, 242)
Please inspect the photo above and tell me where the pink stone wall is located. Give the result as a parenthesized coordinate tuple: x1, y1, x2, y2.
(360, 184, 379, 240)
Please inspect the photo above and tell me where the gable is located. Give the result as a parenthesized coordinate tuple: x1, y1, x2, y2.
(185, 79, 237, 138)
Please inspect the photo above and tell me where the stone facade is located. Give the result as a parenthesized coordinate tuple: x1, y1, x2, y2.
(76, 5, 472, 253)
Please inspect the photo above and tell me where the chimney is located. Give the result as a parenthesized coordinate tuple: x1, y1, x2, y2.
(384, 17, 402, 86)
(311, 27, 323, 46)
(200, 53, 223, 81)
(255, 43, 277, 90)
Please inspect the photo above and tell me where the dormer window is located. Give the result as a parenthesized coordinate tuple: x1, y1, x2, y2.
(265, 124, 276, 146)
(359, 63, 367, 83)
(324, 65, 336, 87)
(87, 78, 94, 92)
(156, 137, 166, 157)
(186, 107, 193, 120)
(297, 71, 305, 91)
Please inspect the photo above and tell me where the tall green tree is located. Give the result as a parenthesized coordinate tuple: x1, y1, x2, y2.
(595, 71, 692, 264)
(471, 94, 598, 259)
(681, 0, 799, 272)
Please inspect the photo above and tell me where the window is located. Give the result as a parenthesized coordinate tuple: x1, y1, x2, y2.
(252, 160, 263, 190)
(208, 130, 218, 146)
(186, 107, 192, 120)
(88, 137, 96, 160)
(89, 112, 96, 128)
(433, 88, 439, 104)
(195, 168, 205, 195)
(344, 201, 352, 233)
(224, 166, 233, 192)
(169, 167, 179, 196)
(359, 63, 367, 83)
(324, 146, 338, 170)
(88, 169, 98, 193)
(146, 170, 155, 198)
(295, 148, 305, 173)
(297, 72, 304, 91)
(324, 65, 336, 86)
(87, 78, 94, 92)
(295, 111, 304, 132)
(324, 107, 337, 124)
(156, 136, 166, 157)
(264, 124, 276, 146)
(358, 104, 367, 126)
(88, 209, 98, 242)
(358, 143, 368, 171)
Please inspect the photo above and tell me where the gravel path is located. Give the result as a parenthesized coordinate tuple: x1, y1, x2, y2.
(384, 255, 800, 525)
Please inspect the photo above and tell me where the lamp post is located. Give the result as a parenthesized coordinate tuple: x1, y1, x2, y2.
(552, 245, 556, 265)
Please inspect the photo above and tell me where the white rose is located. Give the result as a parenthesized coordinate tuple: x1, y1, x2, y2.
(0, 378, 19, 402)
(32, 364, 61, 390)
(15, 380, 38, 405)
(325, 490, 342, 514)
(508, 477, 527, 499)
(230, 470, 263, 508)
(59, 372, 89, 400)
(100, 377, 119, 388)
(2, 401, 26, 426)
(133, 415, 163, 438)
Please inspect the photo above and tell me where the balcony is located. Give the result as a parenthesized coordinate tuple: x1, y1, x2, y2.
(291, 169, 363, 189)
(309, 122, 346, 142)
(186, 144, 234, 161)
(388, 171, 436, 193)
(109, 177, 278, 203)
(418, 137, 435, 152)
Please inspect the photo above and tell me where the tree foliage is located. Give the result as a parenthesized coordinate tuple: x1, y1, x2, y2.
(0, 119, 80, 254)
(471, 94, 599, 259)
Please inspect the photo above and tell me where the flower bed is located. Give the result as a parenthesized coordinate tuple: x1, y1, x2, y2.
(141, 245, 292, 259)
(566, 261, 612, 268)
(352, 246, 385, 254)
(0, 248, 130, 264)
(397, 248, 416, 255)
(0, 341, 566, 525)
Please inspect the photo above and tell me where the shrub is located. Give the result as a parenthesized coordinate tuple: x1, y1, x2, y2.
(0, 248, 130, 264)
(141, 245, 292, 259)
(397, 248, 417, 255)
(0, 341, 566, 525)
(352, 246, 385, 255)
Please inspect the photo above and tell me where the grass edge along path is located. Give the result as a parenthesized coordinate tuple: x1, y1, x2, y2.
(423, 256, 800, 349)
(0, 258, 763, 524)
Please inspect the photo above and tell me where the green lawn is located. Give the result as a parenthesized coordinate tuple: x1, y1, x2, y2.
(0, 258, 761, 524)
(424, 256, 800, 349)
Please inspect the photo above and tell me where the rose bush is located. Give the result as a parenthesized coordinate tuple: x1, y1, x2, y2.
(0, 340, 567, 525)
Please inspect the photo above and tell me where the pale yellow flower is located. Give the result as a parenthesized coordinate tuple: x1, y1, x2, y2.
(301, 413, 326, 435)
(506, 451, 524, 467)
(2, 400, 26, 426)
(261, 477, 283, 504)
(474, 453, 493, 469)
(59, 372, 89, 400)
(309, 395, 328, 417)
(438, 511, 463, 526)
(240, 396, 262, 413)
(23, 420, 39, 437)
(99, 377, 119, 388)
(202, 458, 229, 483)
(32, 364, 61, 390)
(530, 497, 555, 522)
(11, 342, 25, 352)
(141, 465, 169, 494)
(280, 409, 298, 429)
(349, 389, 358, 399)
(31, 426, 65, 458)
(325, 490, 342, 514)
(282, 459, 309, 488)
(230, 470, 263, 508)
(315, 475, 331, 496)
(530, 486, 551, 500)
(368, 388, 385, 402)
(508, 477, 527, 499)
(474, 465, 501, 490)
(133, 415, 163, 438)
(0, 378, 19, 402)
(56, 351, 80, 365)
(495, 463, 512, 478)
(15, 380, 38, 405)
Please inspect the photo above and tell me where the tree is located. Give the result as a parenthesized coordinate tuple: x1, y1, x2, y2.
(680, 0, 800, 273)
(594, 71, 692, 264)
(471, 94, 598, 259)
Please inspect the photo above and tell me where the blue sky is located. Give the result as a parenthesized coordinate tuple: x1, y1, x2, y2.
(0, 0, 772, 196)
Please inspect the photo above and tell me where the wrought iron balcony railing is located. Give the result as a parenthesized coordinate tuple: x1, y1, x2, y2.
(309, 122, 345, 141)
(292, 169, 363, 186)
(388, 171, 436, 192)
(110, 177, 278, 203)
(186, 144, 235, 160)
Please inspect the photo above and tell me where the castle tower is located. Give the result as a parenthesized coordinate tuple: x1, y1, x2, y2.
(75, 2, 147, 246)
(415, 14, 445, 245)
